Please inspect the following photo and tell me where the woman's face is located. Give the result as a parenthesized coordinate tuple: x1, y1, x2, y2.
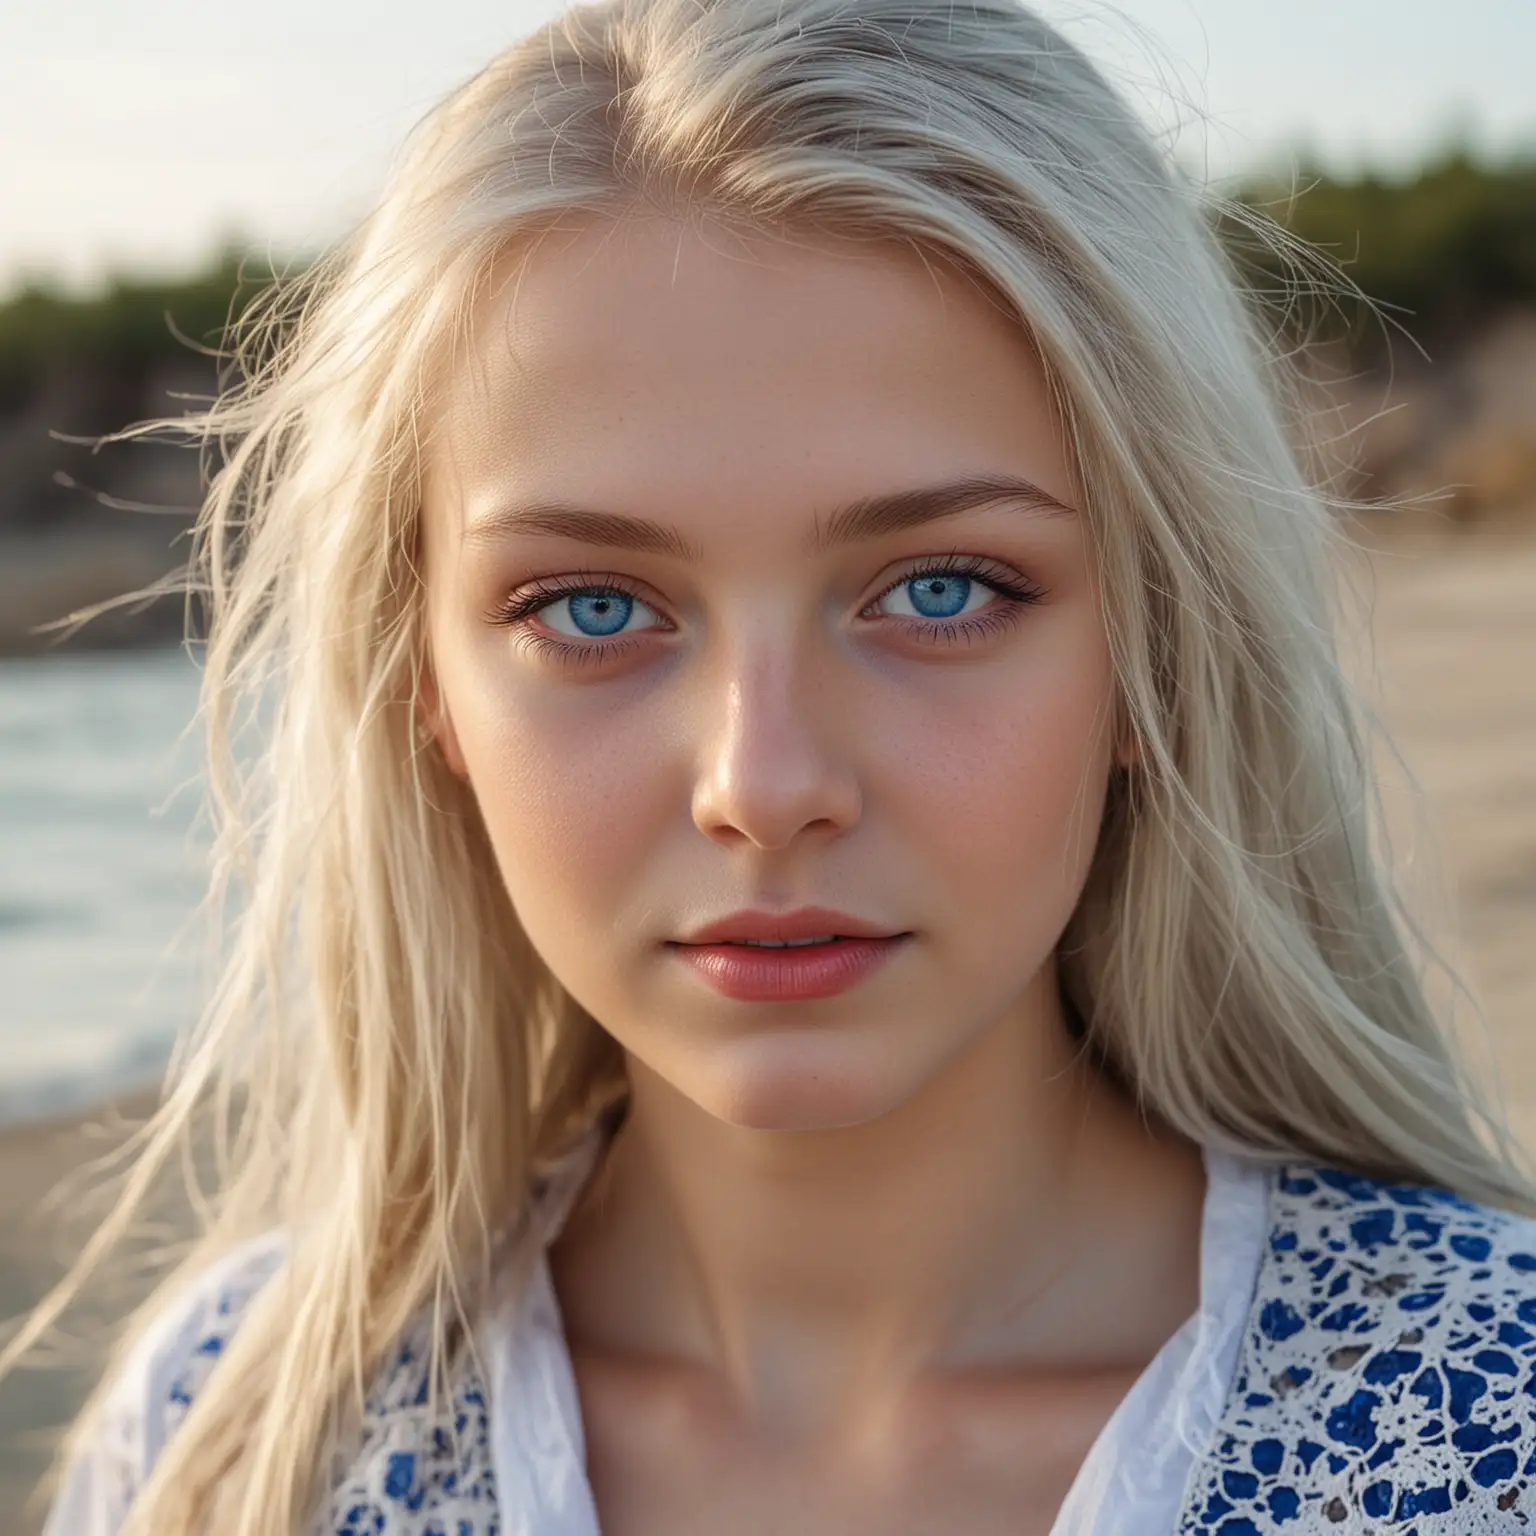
(422, 216, 1123, 1132)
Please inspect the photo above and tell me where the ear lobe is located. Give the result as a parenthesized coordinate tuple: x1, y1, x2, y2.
(417, 664, 469, 780)
(1113, 712, 1140, 773)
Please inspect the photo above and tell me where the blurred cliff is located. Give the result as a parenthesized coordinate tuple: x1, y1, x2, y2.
(1, 148, 1534, 656)
(0, 252, 281, 655)
(1233, 149, 1536, 531)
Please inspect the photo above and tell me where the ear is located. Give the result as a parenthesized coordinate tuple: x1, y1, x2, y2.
(1111, 702, 1140, 773)
(417, 658, 469, 780)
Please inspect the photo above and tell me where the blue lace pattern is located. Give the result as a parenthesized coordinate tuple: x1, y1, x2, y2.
(323, 1318, 499, 1536)
(1178, 1165, 1536, 1533)
(152, 1245, 500, 1536)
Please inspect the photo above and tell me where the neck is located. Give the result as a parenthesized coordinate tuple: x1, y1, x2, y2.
(548, 980, 1205, 1442)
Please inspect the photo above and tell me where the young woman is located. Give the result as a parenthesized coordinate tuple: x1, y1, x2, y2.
(10, 0, 1536, 1530)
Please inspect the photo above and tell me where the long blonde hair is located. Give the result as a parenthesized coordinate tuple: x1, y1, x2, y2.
(8, 0, 1534, 1529)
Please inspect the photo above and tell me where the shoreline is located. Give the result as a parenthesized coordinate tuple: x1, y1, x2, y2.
(0, 1085, 162, 1208)
(0, 1079, 166, 1140)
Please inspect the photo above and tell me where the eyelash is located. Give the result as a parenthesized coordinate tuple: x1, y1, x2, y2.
(486, 553, 1047, 667)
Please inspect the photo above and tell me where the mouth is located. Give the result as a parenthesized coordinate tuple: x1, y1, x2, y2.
(673, 906, 907, 947)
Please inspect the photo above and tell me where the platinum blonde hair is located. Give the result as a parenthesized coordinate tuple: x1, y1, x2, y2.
(9, 0, 1533, 1529)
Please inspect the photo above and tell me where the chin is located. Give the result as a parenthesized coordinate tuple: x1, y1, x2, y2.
(692, 1035, 914, 1133)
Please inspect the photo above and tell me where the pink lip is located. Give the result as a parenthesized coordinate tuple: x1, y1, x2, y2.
(670, 935, 910, 1002)
(676, 907, 904, 946)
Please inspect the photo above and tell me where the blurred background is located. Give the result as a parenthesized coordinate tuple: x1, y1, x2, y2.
(2, 0, 1534, 1529)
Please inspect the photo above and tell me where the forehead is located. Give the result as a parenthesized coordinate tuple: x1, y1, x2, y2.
(424, 215, 1074, 529)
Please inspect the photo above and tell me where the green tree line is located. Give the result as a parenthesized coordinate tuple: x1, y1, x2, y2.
(1229, 149, 1536, 362)
(2, 148, 1533, 391)
(0, 247, 291, 404)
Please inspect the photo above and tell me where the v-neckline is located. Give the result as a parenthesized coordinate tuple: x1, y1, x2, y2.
(482, 1134, 1271, 1536)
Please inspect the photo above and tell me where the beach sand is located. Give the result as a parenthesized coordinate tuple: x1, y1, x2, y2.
(0, 1091, 165, 1535)
(1, 520, 1533, 1532)
(1335, 518, 1536, 1147)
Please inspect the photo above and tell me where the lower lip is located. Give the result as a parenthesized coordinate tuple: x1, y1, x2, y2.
(668, 935, 911, 1002)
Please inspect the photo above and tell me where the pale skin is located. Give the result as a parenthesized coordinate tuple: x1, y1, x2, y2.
(421, 214, 1208, 1534)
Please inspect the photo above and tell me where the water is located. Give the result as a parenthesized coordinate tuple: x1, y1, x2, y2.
(0, 647, 207, 1126)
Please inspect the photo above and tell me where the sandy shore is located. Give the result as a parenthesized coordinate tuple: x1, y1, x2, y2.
(0, 1091, 165, 1533)
(1335, 518, 1536, 1146)
(1, 521, 1533, 1532)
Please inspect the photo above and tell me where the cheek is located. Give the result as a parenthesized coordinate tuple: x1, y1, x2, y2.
(441, 649, 676, 929)
(874, 621, 1116, 923)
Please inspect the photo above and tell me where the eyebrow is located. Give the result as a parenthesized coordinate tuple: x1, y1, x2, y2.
(461, 472, 1076, 560)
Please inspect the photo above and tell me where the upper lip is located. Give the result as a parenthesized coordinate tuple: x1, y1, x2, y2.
(674, 907, 907, 945)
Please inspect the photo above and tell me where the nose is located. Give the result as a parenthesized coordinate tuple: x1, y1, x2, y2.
(689, 637, 862, 852)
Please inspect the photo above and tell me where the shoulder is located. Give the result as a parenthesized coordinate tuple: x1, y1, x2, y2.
(45, 1229, 505, 1536)
(138, 1231, 289, 1462)
(42, 1232, 288, 1536)
(1180, 1161, 1536, 1532)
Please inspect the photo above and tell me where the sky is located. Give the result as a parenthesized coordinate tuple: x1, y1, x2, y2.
(4, 0, 1534, 299)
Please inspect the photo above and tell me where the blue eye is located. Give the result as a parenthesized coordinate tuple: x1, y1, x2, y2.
(542, 589, 663, 638)
(877, 571, 993, 621)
